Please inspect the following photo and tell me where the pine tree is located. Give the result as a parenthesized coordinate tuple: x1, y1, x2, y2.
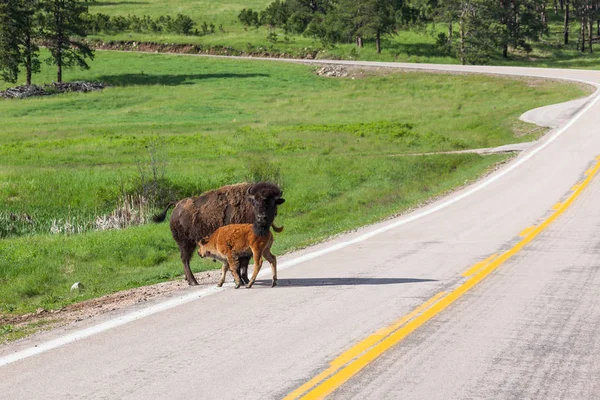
(495, 0, 547, 58)
(456, 0, 496, 65)
(20, 0, 40, 85)
(0, 0, 23, 83)
(362, 0, 401, 53)
(41, 0, 93, 83)
(323, 0, 400, 52)
(433, 0, 462, 49)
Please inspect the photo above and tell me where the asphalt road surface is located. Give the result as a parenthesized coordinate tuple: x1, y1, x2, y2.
(2, 61, 600, 400)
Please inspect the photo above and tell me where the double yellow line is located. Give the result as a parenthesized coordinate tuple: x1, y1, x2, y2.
(285, 155, 600, 400)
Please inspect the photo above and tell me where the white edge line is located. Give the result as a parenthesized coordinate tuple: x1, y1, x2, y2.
(2, 68, 599, 368)
(0, 286, 225, 367)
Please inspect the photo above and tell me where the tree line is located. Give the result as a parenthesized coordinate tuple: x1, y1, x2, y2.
(2, 0, 599, 86)
(0, 0, 93, 85)
(241, 0, 600, 63)
(0, 0, 215, 86)
(555, 0, 600, 52)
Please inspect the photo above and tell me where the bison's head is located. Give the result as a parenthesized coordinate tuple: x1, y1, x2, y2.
(197, 237, 211, 258)
(247, 182, 285, 227)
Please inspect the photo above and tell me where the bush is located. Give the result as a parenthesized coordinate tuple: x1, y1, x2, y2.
(85, 13, 111, 35)
(238, 8, 261, 28)
(261, 0, 290, 28)
(168, 14, 196, 35)
(84, 13, 209, 37)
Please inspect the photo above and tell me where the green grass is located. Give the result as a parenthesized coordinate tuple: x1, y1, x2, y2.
(84, 0, 600, 68)
(0, 49, 590, 315)
(90, 0, 267, 25)
(88, 0, 283, 52)
(0, 320, 57, 343)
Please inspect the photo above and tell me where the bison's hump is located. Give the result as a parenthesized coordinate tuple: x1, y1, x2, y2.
(248, 182, 282, 198)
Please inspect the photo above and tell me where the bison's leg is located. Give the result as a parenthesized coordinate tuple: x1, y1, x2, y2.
(263, 250, 277, 288)
(179, 242, 199, 286)
(226, 256, 242, 289)
(238, 257, 250, 285)
(217, 262, 228, 287)
(246, 249, 264, 289)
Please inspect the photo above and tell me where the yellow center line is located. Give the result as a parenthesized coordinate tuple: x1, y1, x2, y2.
(519, 226, 536, 237)
(283, 292, 446, 400)
(287, 157, 600, 400)
(462, 253, 498, 277)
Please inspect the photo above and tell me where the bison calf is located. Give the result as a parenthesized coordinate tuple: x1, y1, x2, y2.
(197, 224, 282, 289)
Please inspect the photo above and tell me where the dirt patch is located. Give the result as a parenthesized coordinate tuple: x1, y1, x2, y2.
(510, 119, 549, 138)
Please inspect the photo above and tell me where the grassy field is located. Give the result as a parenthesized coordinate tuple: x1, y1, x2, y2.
(0, 49, 591, 324)
(83, 0, 600, 68)
(90, 0, 266, 24)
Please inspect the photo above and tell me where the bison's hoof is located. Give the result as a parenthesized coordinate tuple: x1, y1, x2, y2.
(234, 282, 241, 289)
(217, 282, 224, 287)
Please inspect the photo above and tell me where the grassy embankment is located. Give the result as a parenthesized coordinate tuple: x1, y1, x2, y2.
(0, 50, 591, 328)
(85, 0, 600, 68)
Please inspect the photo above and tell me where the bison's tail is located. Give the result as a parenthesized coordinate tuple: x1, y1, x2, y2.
(271, 223, 284, 233)
(152, 202, 176, 223)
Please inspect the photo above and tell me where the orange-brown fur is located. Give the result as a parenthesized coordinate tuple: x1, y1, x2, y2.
(197, 224, 282, 289)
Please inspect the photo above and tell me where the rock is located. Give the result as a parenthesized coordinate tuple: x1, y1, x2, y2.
(316, 65, 349, 78)
(0, 82, 108, 99)
(71, 282, 84, 291)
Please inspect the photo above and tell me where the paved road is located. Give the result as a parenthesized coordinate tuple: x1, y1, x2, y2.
(1, 61, 600, 400)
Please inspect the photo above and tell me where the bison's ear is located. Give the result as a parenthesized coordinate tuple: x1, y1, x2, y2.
(276, 198, 285, 205)
(199, 237, 208, 245)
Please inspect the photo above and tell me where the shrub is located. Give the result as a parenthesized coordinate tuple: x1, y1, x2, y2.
(238, 8, 261, 28)
(84, 13, 208, 37)
(168, 14, 196, 35)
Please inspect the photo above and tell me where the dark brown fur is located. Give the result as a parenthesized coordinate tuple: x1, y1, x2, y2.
(153, 182, 284, 285)
(197, 224, 280, 289)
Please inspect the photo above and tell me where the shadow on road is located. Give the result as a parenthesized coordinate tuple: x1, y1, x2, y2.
(251, 277, 437, 287)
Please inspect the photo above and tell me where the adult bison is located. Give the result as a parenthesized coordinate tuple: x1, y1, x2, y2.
(152, 182, 285, 285)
